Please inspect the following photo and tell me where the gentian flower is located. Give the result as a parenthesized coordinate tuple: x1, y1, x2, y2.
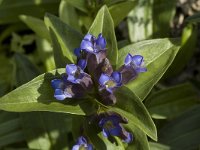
(99, 71, 122, 93)
(124, 53, 147, 73)
(99, 113, 133, 143)
(72, 136, 93, 150)
(66, 59, 87, 84)
(80, 33, 106, 54)
(119, 53, 147, 84)
(51, 76, 85, 100)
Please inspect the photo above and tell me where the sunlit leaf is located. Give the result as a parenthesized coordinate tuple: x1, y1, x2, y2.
(117, 38, 181, 100)
(89, 5, 118, 68)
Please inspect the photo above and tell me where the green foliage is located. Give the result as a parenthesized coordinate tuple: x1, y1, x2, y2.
(0, 0, 200, 149)
(117, 38, 181, 100)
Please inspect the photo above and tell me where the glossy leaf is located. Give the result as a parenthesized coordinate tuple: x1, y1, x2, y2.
(117, 38, 181, 100)
(159, 105, 200, 150)
(20, 15, 51, 42)
(89, 5, 118, 68)
(109, 1, 137, 27)
(145, 83, 200, 119)
(0, 0, 60, 24)
(0, 69, 97, 115)
(111, 87, 157, 141)
(127, 0, 153, 42)
(44, 13, 83, 67)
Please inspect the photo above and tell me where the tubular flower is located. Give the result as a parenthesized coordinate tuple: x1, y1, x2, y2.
(119, 53, 147, 84)
(80, 33, 106, 54)
(72, 136, 93, 150)
(99, 113, 133, 143)
(99, 71, 122, 93)
(66, 59, 87, 84)
(51, 76, 85, 100)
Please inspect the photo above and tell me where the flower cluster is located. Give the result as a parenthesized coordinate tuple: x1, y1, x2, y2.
(51, 33, 146, 149)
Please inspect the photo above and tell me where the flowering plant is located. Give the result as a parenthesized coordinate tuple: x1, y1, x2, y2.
(0, 3, 187, 150)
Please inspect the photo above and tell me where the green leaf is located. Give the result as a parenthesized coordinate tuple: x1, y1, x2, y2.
(0, 54, 13, 96)
(13, 53, 40, 86)
(126, 125, 150, 150)
(36, 37, 55, 71)
(109, 1, 137, 27)
(0, 69, 97, 115)
(145, 83, 200, 119)
(0, 0, 60, 24)
(44, 13, 83, 67)
(20, 15, 51, 42)
(20, 112, 70, 150)
(0, 118, 20, 137)
(59, 0, 81, 32)
(159, 105, 200, 150)
(127, 0, 153, 42)
(149, 142, 170, 150)
(117, 38, 181, 100)
(165, 23, 198, 77)
(153, 0, 176, 38)
(89, 5, 118, 68)
(0, 130, 25, 148)
(65, 0, 88, 13)
(111, 87, 157, 141)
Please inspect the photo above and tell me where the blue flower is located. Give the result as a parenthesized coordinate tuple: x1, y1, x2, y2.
(51, 77, 86, 101)
(51, 79, 71, 100)
(99, 113, 133, 143)
(66, 59, 87, 84)
(124, 53, 147, 73)
(99, 71, 122, 93)
(119, 53, 147, 84)
(72, 136, 93, 150)
(80, 33, 106, 54)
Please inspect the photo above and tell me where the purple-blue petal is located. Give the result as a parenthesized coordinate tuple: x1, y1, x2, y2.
(74, 48, 81, 58)
(109, 125, 122, 136)
(77, 136, 87, 145)
(78, 59, 87, 70)
(72, 145, 80, 150)
(123, 132, 133, 143)
(111, 71, 122, 84)
(99, 74, 110, 86)
(124, 53, 132, 65)
(102, 128, 109, 137)
(96, 33, 106, 49)
(132, 55, 143, 66)
(66, 64, 77, 75)
(54, 89, 67, 100)
(67, 75, 78, 84)
(136, 67, 147, 73)
(83, 33, 93, 41)
(87, 144, 93, 150)
(80, 40, 93, 52)
(51, 79, 63, 89)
